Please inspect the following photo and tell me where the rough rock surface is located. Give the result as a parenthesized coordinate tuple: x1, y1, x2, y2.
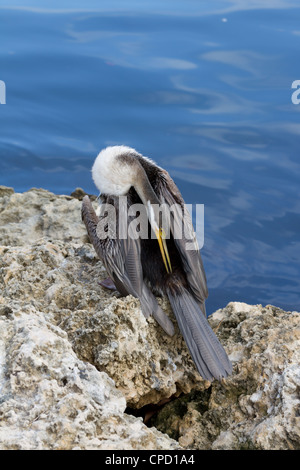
(152, 302, 300, 450)
(0, 187, 180, 450)
(0, 306, 178, 450)
(0, 187, 208, 409)
(0, 186, 88, 247)
(0, 186, 299, 450)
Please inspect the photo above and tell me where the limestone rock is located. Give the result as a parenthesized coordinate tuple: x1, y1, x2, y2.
(0, 303, 179, 450)
(0, 187, 209, 409)
(152, 302, 300, 450)
(0, 187, 89, 246)
(0, 239, 207, 409)
(0, 187, 180, 450)
(1, 187, 299, 450)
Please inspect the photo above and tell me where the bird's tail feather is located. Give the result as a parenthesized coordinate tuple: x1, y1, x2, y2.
(140, 285, 175, 337)
(152, 304, 175, 337)
(167, 288, 232, 381)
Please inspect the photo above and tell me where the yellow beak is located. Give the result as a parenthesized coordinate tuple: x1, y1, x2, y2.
(155, 228, 172, 274)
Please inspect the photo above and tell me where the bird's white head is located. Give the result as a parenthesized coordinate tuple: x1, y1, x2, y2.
(91, 145, 172, 273)
(92, 145, 140, 196)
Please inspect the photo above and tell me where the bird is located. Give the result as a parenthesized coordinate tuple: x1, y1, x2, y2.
(81, 145, 232, 382)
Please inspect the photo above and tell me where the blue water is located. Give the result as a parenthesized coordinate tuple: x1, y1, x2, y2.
(1, 1, 300, 314)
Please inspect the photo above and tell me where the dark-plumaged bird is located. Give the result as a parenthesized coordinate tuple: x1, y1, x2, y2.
(81, 146, 232, 382)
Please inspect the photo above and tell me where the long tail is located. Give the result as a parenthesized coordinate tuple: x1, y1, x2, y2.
(140, 284, 175, 337)
(167, 288, 232, 381)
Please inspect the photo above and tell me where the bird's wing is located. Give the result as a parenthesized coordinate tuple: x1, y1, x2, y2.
(157, 171, 208, 310)
(81, 195, 174, 335)
(103, 201, 144, 299)
(82, 195, 143, 298)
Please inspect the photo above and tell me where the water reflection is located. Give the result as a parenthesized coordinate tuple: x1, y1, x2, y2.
(172, 76, 259, 115)
(0, 2, 300, 314)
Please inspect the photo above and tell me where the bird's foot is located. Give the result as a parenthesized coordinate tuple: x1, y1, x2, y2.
(99, 277, 117, 291)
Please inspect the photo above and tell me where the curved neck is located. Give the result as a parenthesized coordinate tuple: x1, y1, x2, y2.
(132, 160, 172, 273)
(134, 164, 160, 206)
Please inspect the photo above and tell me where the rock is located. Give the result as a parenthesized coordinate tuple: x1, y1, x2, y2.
(0, 186, 299, 450)
(0, 239, 207, 410)
(0, 187, 180, 450)
(0, 187, 89, 246)
(70, 187, 98, 201)
(0, 187, 210, 410)
(0, 186, 14, 197)
(0, 303, 179, 450)
(151, 302, 300, 450)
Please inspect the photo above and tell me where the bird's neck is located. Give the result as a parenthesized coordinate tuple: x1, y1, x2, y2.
(134, 165, 160, 206)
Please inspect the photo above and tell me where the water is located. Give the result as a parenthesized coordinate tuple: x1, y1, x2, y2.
(1, 1, 300, 314)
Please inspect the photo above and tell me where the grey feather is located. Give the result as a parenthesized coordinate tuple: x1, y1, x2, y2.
(140, 284, 175, 336)
(167, 287, 232, 381)
(158, 172, 208, 309)
(82, 195, 174, 335)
